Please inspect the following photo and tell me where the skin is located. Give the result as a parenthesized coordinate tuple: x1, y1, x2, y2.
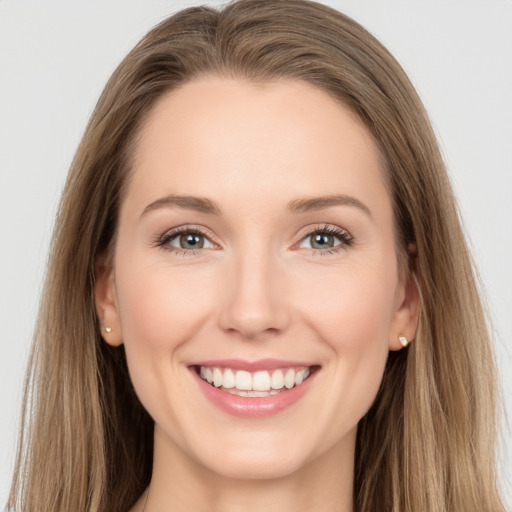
(96, 77, 419, 512)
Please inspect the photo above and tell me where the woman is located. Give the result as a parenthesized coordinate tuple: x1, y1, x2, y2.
(6, 0, 506, 511)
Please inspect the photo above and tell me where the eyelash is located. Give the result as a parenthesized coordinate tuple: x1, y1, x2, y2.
(153, 224, 354, 257)
(303, 224, 354, 256)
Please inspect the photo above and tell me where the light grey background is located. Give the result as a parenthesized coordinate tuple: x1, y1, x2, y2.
(1, 0, 511, 507)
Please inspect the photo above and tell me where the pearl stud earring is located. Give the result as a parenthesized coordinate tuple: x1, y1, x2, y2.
(104, 326, 112, 333)
(399, 335, 409, 348)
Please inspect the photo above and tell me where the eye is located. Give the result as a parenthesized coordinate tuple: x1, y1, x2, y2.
(155, 226, 216, 255)
(297, 224, 353, 254)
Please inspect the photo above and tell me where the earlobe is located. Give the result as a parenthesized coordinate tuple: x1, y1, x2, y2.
(94, 257, 123, 346)
(389, 257, 421, 352)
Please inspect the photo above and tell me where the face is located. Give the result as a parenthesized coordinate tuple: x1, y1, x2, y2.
(96, 77, 418, 480)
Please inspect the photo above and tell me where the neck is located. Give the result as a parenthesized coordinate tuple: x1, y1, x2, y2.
(133, 426, 355, 512)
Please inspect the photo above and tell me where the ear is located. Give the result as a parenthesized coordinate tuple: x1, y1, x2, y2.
(388, 249, 421, 351)
(95, 255, 123, 346)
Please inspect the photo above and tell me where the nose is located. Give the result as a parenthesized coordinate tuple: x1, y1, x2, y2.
(217, 245, 291, 341)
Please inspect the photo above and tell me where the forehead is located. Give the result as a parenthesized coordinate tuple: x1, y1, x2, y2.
(126, 76, 389, 217)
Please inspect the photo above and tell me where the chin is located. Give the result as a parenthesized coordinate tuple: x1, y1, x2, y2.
(182, 427, 321, 481)
(201, 451, 307, 481)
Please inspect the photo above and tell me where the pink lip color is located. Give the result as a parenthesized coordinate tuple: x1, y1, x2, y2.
(189, 365, 318, 418)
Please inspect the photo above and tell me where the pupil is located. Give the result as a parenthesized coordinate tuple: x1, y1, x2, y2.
(180, 233, 203, 249)
(312, 233, 333, 249)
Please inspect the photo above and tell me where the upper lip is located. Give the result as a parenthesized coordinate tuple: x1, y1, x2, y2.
(188, 358, 317, 372)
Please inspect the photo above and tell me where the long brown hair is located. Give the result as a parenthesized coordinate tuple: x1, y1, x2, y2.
(8, 1, 505, 510)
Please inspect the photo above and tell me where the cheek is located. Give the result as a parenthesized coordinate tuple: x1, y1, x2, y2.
(298, 259, 398, 350)
(114, 249, 215, 355)
(294, 259, 396, 417)
(112, 249, 223, 433)
(112, 247, 217, 405)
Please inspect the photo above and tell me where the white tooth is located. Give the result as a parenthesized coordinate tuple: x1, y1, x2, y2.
(284, 368, 295, 389)
(295, 369, 306, 385)
(213, 367, 223, 387)
(200, 366, 207, 379)
(235, 370, 252, 390)
(304, 367, 311, 379)
(253, 371, 271, 391)
(223, 368, 235, 389)
(270, 389, 281, 395)
(253, 390, 271, 397)
(271, 369, 285, 389)
(206, 367, 213, 384)
(247, 390, 256, 397)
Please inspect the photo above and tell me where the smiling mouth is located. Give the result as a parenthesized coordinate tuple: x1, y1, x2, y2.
(192, 365, 320, 397)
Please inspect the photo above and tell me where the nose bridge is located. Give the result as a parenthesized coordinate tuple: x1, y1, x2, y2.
(218, 238, 290, 339)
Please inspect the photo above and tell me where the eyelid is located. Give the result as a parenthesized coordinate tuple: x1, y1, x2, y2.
(154, 225, 221, 254)
(293, 223, 353, 250)
(154, 223, 354, 256)
(168, 232, 216, 250)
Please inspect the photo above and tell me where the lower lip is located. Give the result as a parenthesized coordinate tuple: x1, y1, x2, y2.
(190, 368, 318, 418)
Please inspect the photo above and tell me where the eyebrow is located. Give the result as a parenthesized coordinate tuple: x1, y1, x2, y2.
(287, 194, 372, 217)
(142, 195, 222, 217)
(141, 193, 372, 218)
